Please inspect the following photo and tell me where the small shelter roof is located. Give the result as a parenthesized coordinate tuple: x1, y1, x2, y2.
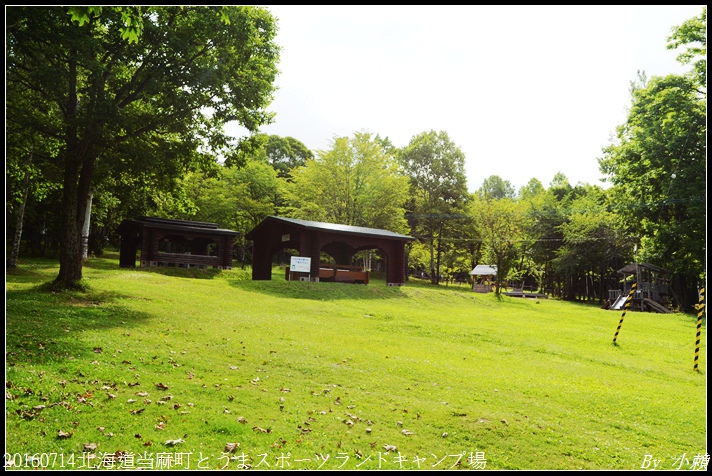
(617, 262, 670, 275)
(245, 216, 414, 242)
(117, 216, 238, 236)
(470, 264, 497, 276)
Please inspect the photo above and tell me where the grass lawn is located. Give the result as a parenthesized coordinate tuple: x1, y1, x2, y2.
(4, 252, 707, 470)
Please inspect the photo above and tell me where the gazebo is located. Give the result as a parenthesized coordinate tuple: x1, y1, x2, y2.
(470, 264, 497, 292)
(116, 216, 238, 270)
(245, 216, 415, 286)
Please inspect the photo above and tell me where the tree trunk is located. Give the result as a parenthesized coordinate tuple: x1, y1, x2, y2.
(7, 150, 33, 269)
(81, 191, 93, 261)
(428, 235, 436, 284)
(53, 50, 100, 290)
(55, 152, 83, 286)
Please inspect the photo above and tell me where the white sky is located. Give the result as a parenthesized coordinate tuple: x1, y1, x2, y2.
(229, 5, 704, 193)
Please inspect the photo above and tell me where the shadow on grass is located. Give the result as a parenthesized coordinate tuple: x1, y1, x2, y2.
(111, 266, 224, 279)
(5, 285, 155, 367)
(230, 274, 409, 301)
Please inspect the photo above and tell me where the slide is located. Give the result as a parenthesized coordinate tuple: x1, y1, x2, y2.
(611, 294, 627, 310)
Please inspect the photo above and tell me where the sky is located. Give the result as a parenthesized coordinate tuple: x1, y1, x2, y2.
(228, 5, 704, 193)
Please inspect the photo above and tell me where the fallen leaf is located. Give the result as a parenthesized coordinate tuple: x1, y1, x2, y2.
(83, 443, 97, 452)
(383, 444, 397, 452)
(224, 442, 240, 453)
(252, 426, 271, 433)
(130, 408, 145, 415)
(57, 430, 73, 439)
(402, 429, 414, 436)
(164, 438, 185, 446)
(94, 348, 103, 353)
(135, 391, 149, 397)
(237, 417, 247, 424)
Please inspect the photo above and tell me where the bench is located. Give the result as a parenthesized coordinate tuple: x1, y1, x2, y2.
(319, 264, 369, 284)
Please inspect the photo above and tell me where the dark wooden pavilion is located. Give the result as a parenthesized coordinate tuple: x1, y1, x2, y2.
(116, 216, 238, 270)
(245, 216, 415, 286)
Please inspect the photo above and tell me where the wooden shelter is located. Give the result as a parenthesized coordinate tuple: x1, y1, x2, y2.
(470, 264, 497, 293)
(116, 216, 238, 270)
(245, 216, 415, 286)
(608, 262, 673, 313)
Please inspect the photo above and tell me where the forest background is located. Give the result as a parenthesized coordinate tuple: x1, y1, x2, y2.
(5, 6, 707, 311)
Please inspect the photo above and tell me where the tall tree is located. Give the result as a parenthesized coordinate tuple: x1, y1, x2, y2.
(472, 197, 523, 294)
(6, 6, 280, 289)
(598, 9, 706, 309)
(260, 134, 314, 180)
(477, 175, 516, 200)
(286, 131, 409, 233)
(399, 130, 469, 284)
(553, 186, 634, 303)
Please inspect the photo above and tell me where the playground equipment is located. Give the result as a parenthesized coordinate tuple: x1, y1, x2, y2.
(607, 262, 674, 313)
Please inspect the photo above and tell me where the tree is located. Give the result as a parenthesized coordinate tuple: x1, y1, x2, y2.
(667, 7, 706, 92)
(472, 197, 523, 294)
(399, 130, 470, 284)
(286, 131, 409, 233)
(598, 9, 706, 310)
(477, 175, 516, 200)
(552, 186, 634, 303)
(520, 186, 568, 296)
(6, 6, 280, 289)
(179, 159, 284, 266)
(518, 178, 545, 201)
(260, 134, 314, 179)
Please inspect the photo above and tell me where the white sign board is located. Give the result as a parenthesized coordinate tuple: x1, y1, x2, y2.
(290, 256, 311, 273)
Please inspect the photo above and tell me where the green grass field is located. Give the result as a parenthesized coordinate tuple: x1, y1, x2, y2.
(5, 252, 707, 470)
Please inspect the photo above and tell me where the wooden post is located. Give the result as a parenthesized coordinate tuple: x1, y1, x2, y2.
(694, 287, 705, 372)
(613, 282, 637, 344)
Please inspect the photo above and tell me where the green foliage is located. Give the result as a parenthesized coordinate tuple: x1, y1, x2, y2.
(599, 72, 705, 285)
(470, 196, 524, 293)
(477, 175, 516, 201)
(399, 130, 470, 283)
(667, 7, 706, 89)
(7, 6, 281, 284)
(261, 134, 314, 179)
(287, 131, 409, 232)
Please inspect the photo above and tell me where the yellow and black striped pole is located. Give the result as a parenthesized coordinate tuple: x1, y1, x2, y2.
(693, 287, 705, 372)
(613, 282, 637, 344)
